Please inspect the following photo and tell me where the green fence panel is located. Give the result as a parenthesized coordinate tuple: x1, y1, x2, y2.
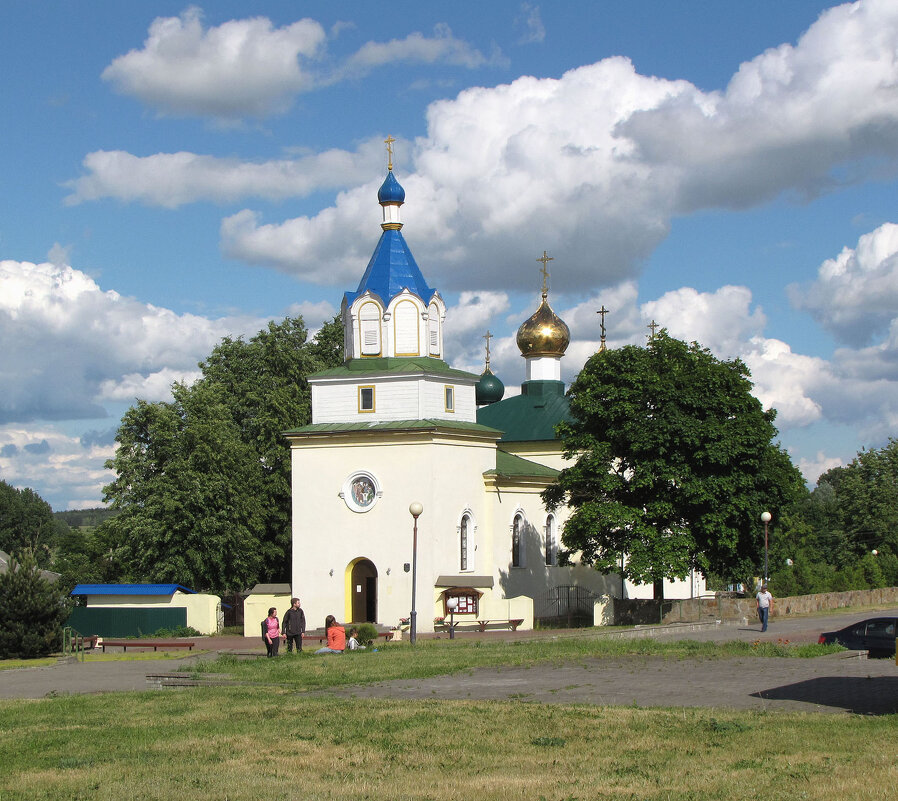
(66, 606, 187, 637)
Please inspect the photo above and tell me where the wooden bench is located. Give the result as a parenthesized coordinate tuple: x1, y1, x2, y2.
(476, 619, 525, 632)
(99, 640, 195, 653)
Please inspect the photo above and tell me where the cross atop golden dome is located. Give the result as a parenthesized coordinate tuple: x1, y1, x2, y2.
(516, 251, 570, 358)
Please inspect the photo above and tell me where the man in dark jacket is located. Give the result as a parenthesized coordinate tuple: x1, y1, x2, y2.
(282, 597, 306, 652)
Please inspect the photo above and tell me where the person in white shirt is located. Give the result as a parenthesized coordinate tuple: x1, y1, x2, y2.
(756, 585, 773, 632)
(347, 627, 366, 650)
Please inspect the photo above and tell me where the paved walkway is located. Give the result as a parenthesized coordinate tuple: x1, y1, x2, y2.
(2, 608, 895, 714)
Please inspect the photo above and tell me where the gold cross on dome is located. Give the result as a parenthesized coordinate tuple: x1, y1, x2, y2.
(648, 319, 659, 342)
(597, 305, 609, 352)
(483, 330, 493, 368)
(384, 135, 396, 171)
(536, 251, 554, 296)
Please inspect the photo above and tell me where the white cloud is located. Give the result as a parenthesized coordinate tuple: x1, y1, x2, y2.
(515, 4, 546, 45)
(443, 291, 511, 371)
(283, 300, 339, 332)
(64, 143, 384, 208)
(741, 338, 828, 428)
(642, 285, 767, 360)
(0, 259, 265, 423)
(789, 222, 898, 347)
(0, 423, 115, 511)
(796, 451, 845, 486)
(341, 23, 497, 75)
(102, 7, 326, 119)
(97, 369, 203, 403)
(101, 10, 499, 121)
(220, 1, 898, 297)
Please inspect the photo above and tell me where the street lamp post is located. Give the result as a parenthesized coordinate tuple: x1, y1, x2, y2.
(760, 511, 772, 584)
(409, 501, 423, 645)
(446, 596, 458, 640)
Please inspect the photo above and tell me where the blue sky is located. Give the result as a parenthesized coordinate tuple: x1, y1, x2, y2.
(3, 1, 898, 510)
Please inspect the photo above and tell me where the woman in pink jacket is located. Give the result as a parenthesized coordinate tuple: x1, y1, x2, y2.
(263, 607, 281, 657)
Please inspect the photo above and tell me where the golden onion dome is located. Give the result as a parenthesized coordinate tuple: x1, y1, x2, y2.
(516, 296, 570, 357)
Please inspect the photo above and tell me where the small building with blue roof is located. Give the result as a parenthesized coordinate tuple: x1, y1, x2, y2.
(67, 583, 222, 636)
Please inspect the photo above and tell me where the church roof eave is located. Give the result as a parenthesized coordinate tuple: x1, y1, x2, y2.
(284, 418, 503, 439)
(308, 356, 478, 383)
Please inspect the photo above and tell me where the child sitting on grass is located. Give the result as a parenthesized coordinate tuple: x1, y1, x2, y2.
(347, 627, 366, 650)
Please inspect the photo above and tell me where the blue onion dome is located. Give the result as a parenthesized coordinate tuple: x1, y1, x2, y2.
(516, 297, 570, 357)
(378, 170, 406, 204)
(476, 368, 505, 405)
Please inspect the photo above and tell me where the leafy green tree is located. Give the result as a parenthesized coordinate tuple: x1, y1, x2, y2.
(0, 550, 72, 658)
(102, 316, 343, 591)
(544, 332, 805, 598)
(0, 480, 56, 566)
(833, 438, 898, 558)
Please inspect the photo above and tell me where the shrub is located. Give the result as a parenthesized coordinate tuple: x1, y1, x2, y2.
(354, 622, 378, 647)
(151, 625, 202, 638)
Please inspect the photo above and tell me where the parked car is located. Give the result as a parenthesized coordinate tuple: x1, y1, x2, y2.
(818, 617, 897, 658)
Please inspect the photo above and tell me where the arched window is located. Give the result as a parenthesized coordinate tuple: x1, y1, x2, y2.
(428, 301, 441, 356)
(460, 514, 470, 571)
(512, 514, 524, 568)
(359, 301, 381, 356)
(394, 299, 420, 356)
(545, 514, 556, 566)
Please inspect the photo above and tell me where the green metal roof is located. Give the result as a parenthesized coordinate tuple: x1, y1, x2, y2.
(476, 380, 574, 442)
(309, 356, 478, 382)
(285, 418, 503, 437)
(485, 449, 560, 479)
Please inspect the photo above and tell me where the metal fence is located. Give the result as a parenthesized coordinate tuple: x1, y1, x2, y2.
(66, 606, 187, 637)
(534, 585, 598, 628)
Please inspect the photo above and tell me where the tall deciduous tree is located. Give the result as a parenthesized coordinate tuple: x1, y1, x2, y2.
(0, 480, 56, 566)
(833, 438, 898, 559)
(543, 332, 805, 598)
(102, 316, 343, 591)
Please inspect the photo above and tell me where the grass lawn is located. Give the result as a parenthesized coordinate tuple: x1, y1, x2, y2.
(1, 688, 894, 800)
(0, 637, 891, 801)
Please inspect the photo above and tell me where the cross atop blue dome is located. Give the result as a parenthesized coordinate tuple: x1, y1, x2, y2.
(344, 169, 435, 307)
(378, 170, 406, 204)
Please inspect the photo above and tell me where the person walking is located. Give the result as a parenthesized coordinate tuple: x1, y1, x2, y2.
(282, 597, 306, 652)
(263, 607, 281, 657)
(756, 584, 773, 632)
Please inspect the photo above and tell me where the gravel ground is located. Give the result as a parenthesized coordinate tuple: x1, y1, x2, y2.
(2, 608, 895, 714)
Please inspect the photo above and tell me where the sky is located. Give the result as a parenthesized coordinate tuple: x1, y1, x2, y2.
(2, 1, 898, 511)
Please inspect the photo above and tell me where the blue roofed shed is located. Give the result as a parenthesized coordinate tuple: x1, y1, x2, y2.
(67, 583, 221, 637)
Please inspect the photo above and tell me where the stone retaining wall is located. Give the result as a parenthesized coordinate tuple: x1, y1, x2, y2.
(611, 586, 898, 626)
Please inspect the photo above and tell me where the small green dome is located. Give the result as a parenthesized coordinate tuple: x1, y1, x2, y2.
(476, 368, 505, 405)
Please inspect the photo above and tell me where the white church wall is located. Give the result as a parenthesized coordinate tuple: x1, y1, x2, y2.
(290, 431, 499, 632)
(311, 376, 478, 425)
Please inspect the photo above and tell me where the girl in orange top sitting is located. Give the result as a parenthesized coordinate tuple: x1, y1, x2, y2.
(315, 615, 346, 654)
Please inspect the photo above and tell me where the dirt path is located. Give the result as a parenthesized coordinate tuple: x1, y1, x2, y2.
(2, 608, 895, 713)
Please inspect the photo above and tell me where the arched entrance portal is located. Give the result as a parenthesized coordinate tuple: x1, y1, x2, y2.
(348, 559, 378, 624)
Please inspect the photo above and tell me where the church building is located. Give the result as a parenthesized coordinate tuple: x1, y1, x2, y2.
(286, 159, 703, 633)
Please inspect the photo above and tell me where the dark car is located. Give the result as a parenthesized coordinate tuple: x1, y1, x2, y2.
(818, 616, 897, 658)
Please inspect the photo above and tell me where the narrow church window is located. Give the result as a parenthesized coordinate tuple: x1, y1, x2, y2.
(460, 514, 469, 571)
(444, 386, 454, 412)
(359, 386, 375, 412)
(545, 514, 556, 566)
(359, 302, 381, 356)
(512, 514, 524, 567)
(428, 301, 441, 356)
